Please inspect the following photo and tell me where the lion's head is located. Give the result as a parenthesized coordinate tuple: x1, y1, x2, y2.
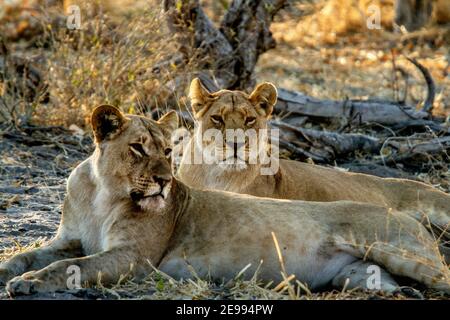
(188, 78, 277, 171)
(90, 105, 178, 211)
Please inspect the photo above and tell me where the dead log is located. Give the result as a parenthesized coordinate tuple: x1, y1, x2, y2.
(379, 136, 450, 165)
(271, 120, 382, 161)
(275, 88, 428, 126)
(389, 120, 449, 134)
(272, 119, 449, 167)
(277, 139, 328, 163)
(275, 54, 437, 126)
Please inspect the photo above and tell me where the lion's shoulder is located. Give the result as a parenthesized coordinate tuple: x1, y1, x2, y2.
(66, 157, 95, 197)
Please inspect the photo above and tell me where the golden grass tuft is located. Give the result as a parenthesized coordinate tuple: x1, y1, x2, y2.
(1, 0, 199, 127)
(38, 5, 187, 126)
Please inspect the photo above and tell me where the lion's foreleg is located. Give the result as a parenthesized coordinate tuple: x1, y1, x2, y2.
(5, 246, 140, 296)
(0, 238, 83, 286)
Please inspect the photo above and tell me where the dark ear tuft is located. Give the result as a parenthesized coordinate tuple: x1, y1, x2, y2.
(91, 105, 126, 142)
(189, 78, 212, 116)
(249, 82, 277, 117)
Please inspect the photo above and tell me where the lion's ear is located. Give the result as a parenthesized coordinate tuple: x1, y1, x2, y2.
(157, 110, 179, 140)
(189, 78, 212, 116)
(91, 105, 126, 142)
(249, 82, 277, 117)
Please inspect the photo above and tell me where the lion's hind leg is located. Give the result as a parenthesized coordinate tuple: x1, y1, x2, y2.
(339, 238, 450, 294)
(331, 260, 423, 298)
(332, 260, 398, 292)
(334, 208, 450, 294)
(393, 180, 450, 242)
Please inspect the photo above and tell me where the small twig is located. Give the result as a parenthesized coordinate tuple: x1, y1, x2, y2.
(406, 57, 435, 114)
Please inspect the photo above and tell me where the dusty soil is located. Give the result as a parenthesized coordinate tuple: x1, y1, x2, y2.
(0, 125, 91, 250)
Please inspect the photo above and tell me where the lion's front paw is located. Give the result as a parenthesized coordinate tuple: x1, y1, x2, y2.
(6, 269, 70, 296)
(6, 274, 41, 296)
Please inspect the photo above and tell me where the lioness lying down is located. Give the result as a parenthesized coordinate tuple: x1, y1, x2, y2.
(0, 106, 448, 296)
(178, 78, 450, 241)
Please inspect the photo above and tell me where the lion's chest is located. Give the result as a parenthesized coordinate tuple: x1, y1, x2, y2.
(78, 190, 117, 255)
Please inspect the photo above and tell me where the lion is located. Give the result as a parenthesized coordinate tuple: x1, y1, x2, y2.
(0, 105, 448, 296)
(177, 78, 450, 243)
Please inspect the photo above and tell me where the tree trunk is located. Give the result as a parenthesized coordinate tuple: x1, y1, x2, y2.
(163, 0, 287, 90)
(394, 0, 434, 32)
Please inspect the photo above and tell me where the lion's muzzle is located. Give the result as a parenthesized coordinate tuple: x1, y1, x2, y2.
(129, 173, 172, 210)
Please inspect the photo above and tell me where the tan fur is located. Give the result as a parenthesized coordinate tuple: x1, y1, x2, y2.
(0, 106, 448, 295)
(178, 79, 450, 241)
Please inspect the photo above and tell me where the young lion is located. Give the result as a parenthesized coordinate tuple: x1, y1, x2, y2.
(0, 106, 448, 296)
(177, 78, 450, 242)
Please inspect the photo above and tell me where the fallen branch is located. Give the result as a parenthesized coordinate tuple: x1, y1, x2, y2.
(389, 120, 449, 134)
(272, 120, 381, 156)
(272, 119, 449, 169)
(380, 136, 450, 165)
(275, 88, 428, 125)
(406, 57, 435, 114)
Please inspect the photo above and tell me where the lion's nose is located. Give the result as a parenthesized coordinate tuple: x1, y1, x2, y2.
(153, 174, 171, 189)
(225, 141, 245, 157)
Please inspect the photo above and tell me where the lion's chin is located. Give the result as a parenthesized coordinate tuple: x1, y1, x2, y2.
(137, 195, 166, 211)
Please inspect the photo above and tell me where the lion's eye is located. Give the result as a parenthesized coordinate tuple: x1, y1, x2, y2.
(164, 147, 172, 158)
(245, 116, 256, 126)
(210, 115, 223, 125)
(129, 143, 145, 157)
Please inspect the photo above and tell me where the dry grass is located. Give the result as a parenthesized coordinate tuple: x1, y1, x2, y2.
(1, 0, 199, 126)
(41, 7, 185, 126)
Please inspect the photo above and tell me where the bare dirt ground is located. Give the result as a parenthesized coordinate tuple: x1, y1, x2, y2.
(0, 125, 91, 251)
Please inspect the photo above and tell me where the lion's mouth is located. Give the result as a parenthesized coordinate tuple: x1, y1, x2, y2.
(130, 190, 163, 201)
(130, 182, 172, 210)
